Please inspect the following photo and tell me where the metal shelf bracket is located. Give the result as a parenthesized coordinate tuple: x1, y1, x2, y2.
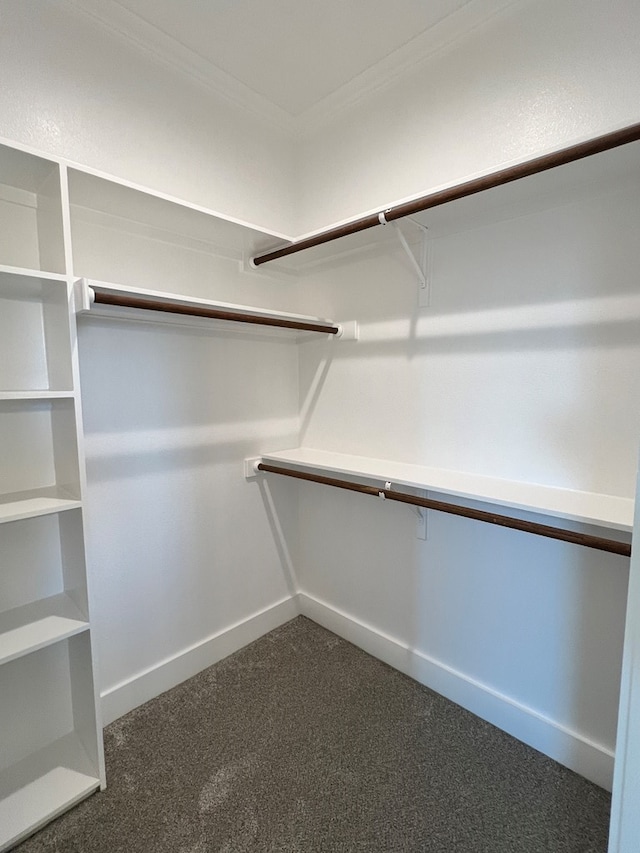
(391, 219, 431, 307)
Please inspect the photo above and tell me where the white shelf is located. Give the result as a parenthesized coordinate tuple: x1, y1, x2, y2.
(0, 733, 100, 852)
(260, 448, 635, 533)
(0, 593, 89, 666)
(0, 490, 82, 525)
(270, 138, 640, 272)
(68, 168, 289, 264)
(76, 278, 339, 337)
(0, 264, 67, 282)
(0, 391, 75, 401)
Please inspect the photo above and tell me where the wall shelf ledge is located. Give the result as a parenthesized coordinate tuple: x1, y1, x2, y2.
(75, 278, 344, 338)
(257, 448, 634, 536)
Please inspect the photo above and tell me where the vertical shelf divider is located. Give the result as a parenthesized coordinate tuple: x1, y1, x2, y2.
(60, 160, 107, 791)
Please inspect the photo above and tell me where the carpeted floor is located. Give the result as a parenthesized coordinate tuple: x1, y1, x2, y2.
(15, 616, 611, 853)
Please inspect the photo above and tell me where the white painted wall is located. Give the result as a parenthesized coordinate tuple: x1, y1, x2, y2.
(298, 183, 640, 495)
(296, 0, 640, 234)
(292, 170, 639, 788)
(0, 0, 295, 235)
(71, 207, 302, 722)
(78, 315, 301, 722)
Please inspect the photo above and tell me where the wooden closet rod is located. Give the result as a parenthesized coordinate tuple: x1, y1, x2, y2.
(91, 290, 340, 335)
(257, 463, 632, 557)
(252, 121, 640, 266)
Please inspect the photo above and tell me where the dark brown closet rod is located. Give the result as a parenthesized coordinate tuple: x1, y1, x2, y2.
(252, 121, 640, 266)
(257, 462, 632, 557)
(91, 290, 340, 335)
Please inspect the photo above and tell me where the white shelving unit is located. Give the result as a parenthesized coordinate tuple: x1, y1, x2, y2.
(0, 132, 324, 850)
(0, 142, 103, 852)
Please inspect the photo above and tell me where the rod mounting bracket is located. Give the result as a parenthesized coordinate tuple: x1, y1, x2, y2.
(379, 480, 392, 499)
(244, 457, 262, 480)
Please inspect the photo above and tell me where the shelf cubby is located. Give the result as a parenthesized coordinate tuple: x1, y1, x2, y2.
(0, 144, 66, 275)
(0, 594, 89, 667)
(0, 638, 101, 851)
(0, 510, 87, 608)
(0, 399, 81, 508)
(0, 508, 89, 616)
(0, 272, 73, 392)
(0, 734, 99, 853)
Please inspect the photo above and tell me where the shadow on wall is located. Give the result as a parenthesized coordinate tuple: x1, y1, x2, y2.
(296, 175, 640, 323)
(293, 288, 640, 494)
(77, 315, 300, 432)
(298, 338, 335, 445)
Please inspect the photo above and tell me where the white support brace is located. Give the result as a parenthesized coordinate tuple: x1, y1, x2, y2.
(414, 490, 429, 540)
(392, 219, 431, 307)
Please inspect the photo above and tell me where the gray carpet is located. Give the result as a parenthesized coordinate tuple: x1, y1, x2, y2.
(16, 616, 611, 852)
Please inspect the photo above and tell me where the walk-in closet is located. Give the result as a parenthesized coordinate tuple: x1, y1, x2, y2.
(1, 1, 639, 851)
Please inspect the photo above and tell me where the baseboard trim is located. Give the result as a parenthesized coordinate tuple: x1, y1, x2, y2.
(101, 595, 300, 725)
(298, 591, 614, 790)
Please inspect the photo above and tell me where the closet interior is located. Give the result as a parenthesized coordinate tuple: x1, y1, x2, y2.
(0, 118, 639, 850)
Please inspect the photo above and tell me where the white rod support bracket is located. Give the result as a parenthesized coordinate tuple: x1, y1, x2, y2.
(335, 320, 359, 342)
(73, 278, 95, 313)
(379, 480, 392, 499)
(393, 220, 431, 308)
(415, 499, 429, 540)
(244, 457, 262, 480)
(240, 253, 297, 279)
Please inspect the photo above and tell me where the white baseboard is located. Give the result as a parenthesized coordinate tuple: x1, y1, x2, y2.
(298, 591, 615, 791)
(101, 595, 300, 725)
(101, 590, 615, 790)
